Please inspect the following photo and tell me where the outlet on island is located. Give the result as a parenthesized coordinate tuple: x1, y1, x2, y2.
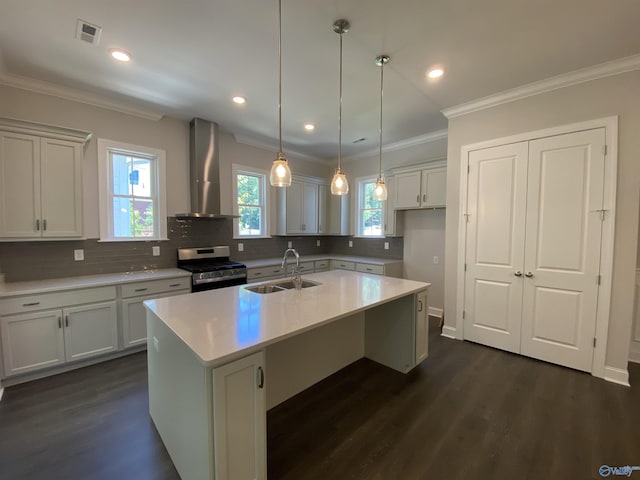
(238, 243, 244, 252)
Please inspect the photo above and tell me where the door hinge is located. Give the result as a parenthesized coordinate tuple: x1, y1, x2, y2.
(462, 310, 466, 319)
(603, 145, 607, 156)
(596, 274, 601, 285)
(593, 337, 597, 348)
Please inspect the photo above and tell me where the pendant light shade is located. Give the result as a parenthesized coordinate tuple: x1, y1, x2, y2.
(270, 0, 292, 187)
(330, 19, 350, 196)
(372, 54, 389, 201)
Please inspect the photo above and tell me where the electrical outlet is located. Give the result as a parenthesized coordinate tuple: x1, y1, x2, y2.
(384, 242, 389, 250)
(153, 337, 160, 352)
(433, 256, 439, 264)
(348, 240, 353, 248)
(74, 249, 84, 261)
(238, 243, 244, 252)
(317, 240, 321, 247)
(152, 246, 160, 256)
(288, 241, 293, 248)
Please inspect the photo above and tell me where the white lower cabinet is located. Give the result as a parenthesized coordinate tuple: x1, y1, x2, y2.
(120, 277, 191, 348)
(212, 351, 266, 480)
(1, 299, 118, 376)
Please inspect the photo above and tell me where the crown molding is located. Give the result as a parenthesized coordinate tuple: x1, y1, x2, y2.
(344, 129, 448, 163)
(232, 134, 330, 165)
(442, 54, 640, 119)
(0, 72, 165, 121)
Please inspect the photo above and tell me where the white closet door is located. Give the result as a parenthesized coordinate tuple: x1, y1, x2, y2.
(520, 128, 605, 372)
(464, 142, 528, 353)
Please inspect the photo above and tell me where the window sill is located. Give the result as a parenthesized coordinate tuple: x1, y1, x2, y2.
(233, 235, 273, 240)
(98, 237, 170, 242)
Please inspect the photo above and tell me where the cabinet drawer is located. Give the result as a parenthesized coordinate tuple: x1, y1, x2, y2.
(247, 266, 285, 281)
(0, 286, 116, 316)
(330, 260, 355, 271)
(356, 263, 384, 275)
(297, 261, 315, 273)
(314, 260, 329, 270)
(121, 277, 191, 298)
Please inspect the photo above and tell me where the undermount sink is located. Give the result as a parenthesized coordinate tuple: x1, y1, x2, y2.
(245, 279, 321, 294)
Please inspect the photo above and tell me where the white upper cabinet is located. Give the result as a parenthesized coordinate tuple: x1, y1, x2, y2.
(277, 175, 349, 236)
(394, 165, 447, 209)
(0, 118, 90, 240)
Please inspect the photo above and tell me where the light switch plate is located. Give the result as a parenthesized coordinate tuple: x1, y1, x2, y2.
(238, 243, 244, 252)
(74, 249, 84, 261)
(288, 241, 293, 248)
(433, 256, 439, 264)
(152, 246, 160, 256)
(384, 242, 389, 250)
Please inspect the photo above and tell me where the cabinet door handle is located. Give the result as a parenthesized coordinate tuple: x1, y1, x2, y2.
(22, 301, 40, 307)
(257, 367, 265, 389)
(58, 317, 62, 329)
(418, 300, 423, 312)
(169, 283, 181, 287)
(423, 194, 426, 203)
(525, 272, 534, 278)
(416, 194, 420, 203)
(366, 268, 372, 271)
(43, 219, 47, 231)
(273, 269, 281, 273)
(514, 271, 523, 277)
(36, 219, 40, 231)
(134, 288, 148, 292)
(254, 272, 262, 276)
(65, 315, 69, 327)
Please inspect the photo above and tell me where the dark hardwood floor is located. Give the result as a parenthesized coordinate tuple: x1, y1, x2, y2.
(1, 322, 638, 480)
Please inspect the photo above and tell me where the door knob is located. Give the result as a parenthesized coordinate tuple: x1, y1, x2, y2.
(514, 271, 522, 277)
(525, 272, 534, 278)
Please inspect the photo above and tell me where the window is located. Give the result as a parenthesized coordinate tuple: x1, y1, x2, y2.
(357, 177, 384, 237)
(97, 139, 167, 241)
(232, 164, 269, 238)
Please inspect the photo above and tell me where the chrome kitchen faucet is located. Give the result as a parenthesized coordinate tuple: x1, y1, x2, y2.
(281, 248, 302, 290)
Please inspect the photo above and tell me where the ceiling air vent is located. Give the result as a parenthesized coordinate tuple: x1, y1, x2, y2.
(76, 19, 102, 45)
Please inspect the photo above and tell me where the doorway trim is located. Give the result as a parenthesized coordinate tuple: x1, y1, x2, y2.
(454, 116, 618, 380)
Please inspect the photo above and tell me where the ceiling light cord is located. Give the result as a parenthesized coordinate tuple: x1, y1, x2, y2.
(373, 54, 389, 201)
(330, 19, 350, 196)
(378, 58, 383, 176)
(338, 30, 343, 171)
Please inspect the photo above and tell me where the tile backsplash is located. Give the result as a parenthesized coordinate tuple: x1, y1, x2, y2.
(0, 218, 403, 282)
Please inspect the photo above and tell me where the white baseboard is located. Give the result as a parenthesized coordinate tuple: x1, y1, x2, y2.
(603, 365, 630, 387)
(629, 348, 640, 364)
(428, 307, 443, 319)
(441, 325, 458, 339)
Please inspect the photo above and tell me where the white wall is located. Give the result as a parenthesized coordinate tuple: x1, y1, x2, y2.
(0, 84, 189, 238)
(403, 209, 446, 313)
(444, 70, 640, 373)
(0, 84, 335, 239)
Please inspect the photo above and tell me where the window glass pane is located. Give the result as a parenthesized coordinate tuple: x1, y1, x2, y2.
(238, 174, 260, 206)
(132, 199, 155, 237)
(112, 154, 132, 195)
(363, 182, 382, 209)
(362, 209, 382, 236)
(238, 206, 261, 236)
(131, 158, 152, 197)
(113, 197, 132, 237)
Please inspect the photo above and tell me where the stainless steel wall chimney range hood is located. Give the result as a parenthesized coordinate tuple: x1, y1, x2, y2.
(176, 118, 238, 219)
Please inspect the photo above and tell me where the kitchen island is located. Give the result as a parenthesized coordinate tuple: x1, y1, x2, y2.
(145, 269, 429, 480)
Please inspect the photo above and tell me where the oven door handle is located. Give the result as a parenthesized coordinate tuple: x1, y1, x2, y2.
(192, 273, 247, 285)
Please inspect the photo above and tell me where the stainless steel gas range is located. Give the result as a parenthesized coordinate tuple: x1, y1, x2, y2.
(177, 246, 247, 292)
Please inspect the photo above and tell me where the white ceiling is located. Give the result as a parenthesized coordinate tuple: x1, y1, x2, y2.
(1, 0, 639, 160)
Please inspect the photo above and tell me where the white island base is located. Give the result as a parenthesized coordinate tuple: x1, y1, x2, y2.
(145, 270, 429, 480)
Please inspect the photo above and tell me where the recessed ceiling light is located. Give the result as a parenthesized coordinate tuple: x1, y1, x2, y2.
(427, 67, 444, 79)
(232, 96, 246, 105)
(109, 48, 131, 62)
(304, 123, 315, 131)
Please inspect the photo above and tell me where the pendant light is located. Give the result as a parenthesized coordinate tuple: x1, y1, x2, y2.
(372, 55, 389, 201)
(269, 0, 292, 187)
(330, 19, 350, 196)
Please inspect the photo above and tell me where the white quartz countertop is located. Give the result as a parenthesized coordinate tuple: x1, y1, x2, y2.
(0, 268, 191, 297)
(242, 254, 403, 268)
(144, 270, 429, 368)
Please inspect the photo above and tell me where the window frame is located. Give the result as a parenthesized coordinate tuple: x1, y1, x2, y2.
(356, 175, 385, 238)
(97, 138, 167, 242)
(232, 163, 270, 239)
